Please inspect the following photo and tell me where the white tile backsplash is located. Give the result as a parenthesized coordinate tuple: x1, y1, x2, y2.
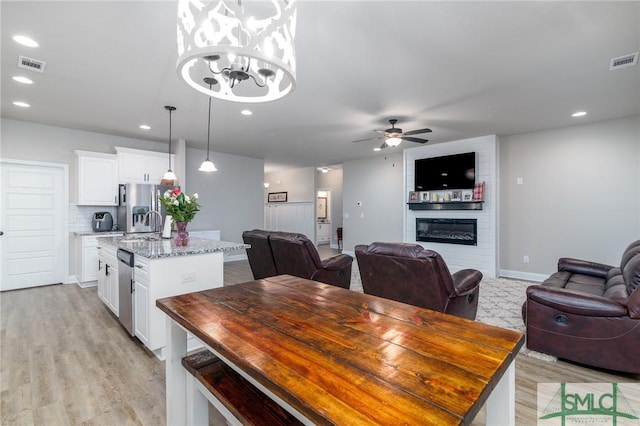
(69, 204, 118, 232)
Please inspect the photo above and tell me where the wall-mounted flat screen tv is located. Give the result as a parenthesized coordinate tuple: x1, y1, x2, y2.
(415, 152, 476, 191)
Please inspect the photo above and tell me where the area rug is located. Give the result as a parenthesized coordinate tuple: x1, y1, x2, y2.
(349, 261, 556, 362)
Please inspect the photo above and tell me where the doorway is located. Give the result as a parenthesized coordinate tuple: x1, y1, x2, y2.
(0, 159, 68, 291)
(316, 189, 331, 246)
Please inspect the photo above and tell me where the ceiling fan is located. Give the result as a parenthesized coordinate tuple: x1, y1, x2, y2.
(353, 119, 432, 150)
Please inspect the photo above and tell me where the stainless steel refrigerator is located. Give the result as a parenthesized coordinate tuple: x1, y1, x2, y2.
(117, 183, 177, 233)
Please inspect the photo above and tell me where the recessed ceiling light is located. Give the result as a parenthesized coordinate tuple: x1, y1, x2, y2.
(12, 76, 33, 84)
(139, 124, 151, 130)
(373, 147, 381, 152)
(572, 111, 587, 117)
(13, 101, 30, 108)
(241, 109, 252, 116)
(12, 35, 38, 48)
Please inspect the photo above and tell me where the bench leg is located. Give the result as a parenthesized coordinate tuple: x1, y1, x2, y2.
(186, 374, 209, 426)
(166, 317, 188, 425)
(485, 362, 515, 426)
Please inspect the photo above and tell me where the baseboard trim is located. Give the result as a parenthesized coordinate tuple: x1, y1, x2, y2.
(342, 250, 355, 258)
(499, 269, 546, 283)
(64, 275, 78, 285)
(77, 280, 98, 289)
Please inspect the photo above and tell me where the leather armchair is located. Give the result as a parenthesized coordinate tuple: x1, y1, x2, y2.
(242, 229, 278, 279)
(355, 242, 482, 320)
(523, 240, 640, 374)
(269, 232, 353, 289)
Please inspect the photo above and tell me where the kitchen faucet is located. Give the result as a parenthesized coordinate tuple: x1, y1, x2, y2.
(143, 210, 163, 233)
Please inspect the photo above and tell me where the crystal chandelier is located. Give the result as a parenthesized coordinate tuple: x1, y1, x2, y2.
(176, 0, 297, 103)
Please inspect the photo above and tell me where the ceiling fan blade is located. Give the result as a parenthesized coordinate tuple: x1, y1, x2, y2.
(352, 137, 383, 143)
(402, 136, 429, 144)
(402, 128, 432, 136)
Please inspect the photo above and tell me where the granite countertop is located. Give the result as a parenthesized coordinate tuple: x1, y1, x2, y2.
(73, 231, 124, 236)
(98, 235, 249, 260)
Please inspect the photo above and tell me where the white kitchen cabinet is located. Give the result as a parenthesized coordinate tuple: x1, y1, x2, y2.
(116, 146, 174, 184)
(75, 233, 122, 287)
(75, 151, 119, 206)
(133, 255, 150, 346)
(97, 242, 119, 316)
(317, 222, 331, 244)
(133, 251, 224, 358)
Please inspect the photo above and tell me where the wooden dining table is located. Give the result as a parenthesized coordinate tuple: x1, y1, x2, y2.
(156, 274, 524, 425)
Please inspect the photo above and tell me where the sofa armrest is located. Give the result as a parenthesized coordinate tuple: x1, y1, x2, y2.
(557, 258, 613, 278)
(321, 254, 353, 271)
(527, 285, 627, 317)
(452, 269, 482, 295)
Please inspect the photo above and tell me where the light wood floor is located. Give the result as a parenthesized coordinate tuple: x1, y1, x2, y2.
(1, 259, 637, 425)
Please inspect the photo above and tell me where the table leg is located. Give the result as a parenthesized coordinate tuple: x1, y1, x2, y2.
(166, 316, 188, 425)
(485, 362, 515, 426)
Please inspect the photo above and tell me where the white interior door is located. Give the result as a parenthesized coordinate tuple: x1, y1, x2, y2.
(0, 160, 67, 291)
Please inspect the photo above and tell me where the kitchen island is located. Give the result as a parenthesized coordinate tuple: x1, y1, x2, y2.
(97, 235, 248, 359)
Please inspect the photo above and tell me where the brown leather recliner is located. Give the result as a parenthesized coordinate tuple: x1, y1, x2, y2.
(269, 232, 353, 289)
(242, 229, 277, 279)
(355, 242, 482, 320)
(523, 240, 640, 374)
(242, 229, 353, 289)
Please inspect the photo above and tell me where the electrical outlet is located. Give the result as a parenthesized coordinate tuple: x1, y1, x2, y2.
(517, 177, 524, 185)
(182, 272, 196, 283)
(523, 255, 530, 264)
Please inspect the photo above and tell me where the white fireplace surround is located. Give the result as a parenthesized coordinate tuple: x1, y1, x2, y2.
(404, 135, 498, 277)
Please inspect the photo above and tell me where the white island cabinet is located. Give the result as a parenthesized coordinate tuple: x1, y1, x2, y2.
(98, 236, 248, 359)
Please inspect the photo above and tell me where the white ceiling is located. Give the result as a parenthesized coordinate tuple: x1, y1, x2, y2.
(2, 1, 639, 173)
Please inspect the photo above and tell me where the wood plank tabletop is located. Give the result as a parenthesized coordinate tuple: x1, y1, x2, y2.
(157, 274, 524, 425)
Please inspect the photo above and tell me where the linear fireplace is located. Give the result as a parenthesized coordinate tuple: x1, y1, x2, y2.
(416, 218, 477, 246)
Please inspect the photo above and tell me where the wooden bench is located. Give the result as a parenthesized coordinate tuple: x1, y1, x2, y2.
(182, 349, 303, 425)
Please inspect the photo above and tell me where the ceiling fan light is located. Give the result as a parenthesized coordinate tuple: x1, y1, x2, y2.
(199, 159, 217, 172)
(386, 137, 402, 147)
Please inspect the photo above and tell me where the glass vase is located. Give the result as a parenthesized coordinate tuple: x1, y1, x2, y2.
(174, 221, 190, 246)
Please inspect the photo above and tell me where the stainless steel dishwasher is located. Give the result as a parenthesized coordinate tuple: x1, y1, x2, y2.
(117, 249, 135, 336)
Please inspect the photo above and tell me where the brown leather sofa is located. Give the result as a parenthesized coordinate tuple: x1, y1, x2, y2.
(242, 229, 353, 289)
(523, 240, 640, 374)
(355, 242, 482, 320)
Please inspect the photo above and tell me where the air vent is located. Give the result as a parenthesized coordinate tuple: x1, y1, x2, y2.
(609, 52, 638, 71)
(17, 55, 46, 73)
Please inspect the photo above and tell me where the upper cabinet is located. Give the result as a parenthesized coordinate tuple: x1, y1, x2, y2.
(116, 146, 174, 184)
(76, 151, 119, 206)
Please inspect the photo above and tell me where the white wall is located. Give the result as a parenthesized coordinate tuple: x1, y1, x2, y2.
(1, 118, 170, 202)
(499, 115, 640, 278)
(1, 118, 264, 247)
(264, 167, 316, 203)
(185, 147, 264, 244)
(405, 135, 498, 277)
(342, 153, 404, 252)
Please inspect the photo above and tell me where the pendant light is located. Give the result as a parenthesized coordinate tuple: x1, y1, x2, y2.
(161, 105, 178, 185)
(199, 78, 218, 172)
